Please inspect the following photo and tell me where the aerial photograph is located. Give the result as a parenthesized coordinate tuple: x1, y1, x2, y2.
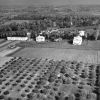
(0, 0, 100, 100)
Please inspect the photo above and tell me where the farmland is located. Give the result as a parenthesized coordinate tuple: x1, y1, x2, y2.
(8, 46, 98, 64)
(1, 4, 100, 100)
(0, 38, 100, 100)
(0, 57, 100, 100)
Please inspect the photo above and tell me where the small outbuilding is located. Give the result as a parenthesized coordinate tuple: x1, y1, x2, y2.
(79, 30, 85, 36)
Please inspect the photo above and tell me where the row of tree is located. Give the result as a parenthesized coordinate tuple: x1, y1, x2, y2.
(0, 27, 98, 41)
(0, 14, 100, 40)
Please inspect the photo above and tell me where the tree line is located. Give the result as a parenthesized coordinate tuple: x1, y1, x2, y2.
(0, 14, 100, 40)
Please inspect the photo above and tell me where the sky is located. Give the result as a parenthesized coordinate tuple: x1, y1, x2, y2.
(0, 0, 100, 6)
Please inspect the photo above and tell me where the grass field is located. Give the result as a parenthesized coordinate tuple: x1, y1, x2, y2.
(9, 47, 98, 64)
(16, 40, 100, 50)
(8, 40, 100, 64)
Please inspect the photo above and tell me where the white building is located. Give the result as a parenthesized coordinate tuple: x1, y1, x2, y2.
(79, 30, 85, 36)
(7, 37, 28, 41)
(36, 35, 45, 42)
(73, 36, 82, 45)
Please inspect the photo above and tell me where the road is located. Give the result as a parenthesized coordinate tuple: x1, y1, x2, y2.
(0, 40, 21, 57)
(0, 40, 21, 68)
(0, 40, 20, 52)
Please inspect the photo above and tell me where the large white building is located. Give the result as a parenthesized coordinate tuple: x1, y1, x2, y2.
(7, 37, 28, 41)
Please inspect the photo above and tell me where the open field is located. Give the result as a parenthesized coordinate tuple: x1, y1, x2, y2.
(9, 47, 98, 64)
(16, 40, 100, 50)
(7, 40, 100, 64)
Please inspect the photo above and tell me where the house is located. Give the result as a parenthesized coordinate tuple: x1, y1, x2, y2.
(36, 35, 45, 42)
(73, 35, 82, 45)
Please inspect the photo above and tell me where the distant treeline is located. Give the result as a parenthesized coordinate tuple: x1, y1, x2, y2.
(10, 14, 100, 26)
(0, 14, 100, 40)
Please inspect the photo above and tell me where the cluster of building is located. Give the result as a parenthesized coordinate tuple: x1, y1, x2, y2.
(7, 28, 86, 45)
(7, 28, 60, 42)
(7, 32, 46, 42)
